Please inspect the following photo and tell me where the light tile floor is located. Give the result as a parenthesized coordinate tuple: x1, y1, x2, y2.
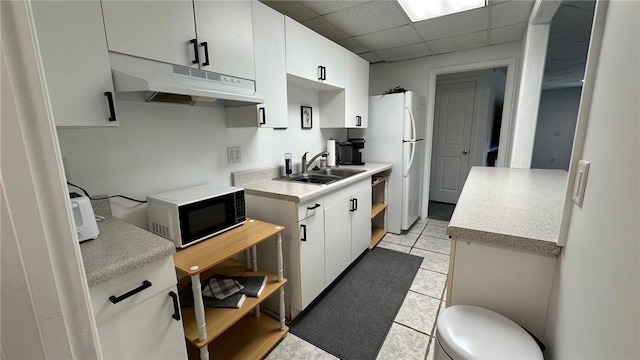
(266, 218, 451, 360)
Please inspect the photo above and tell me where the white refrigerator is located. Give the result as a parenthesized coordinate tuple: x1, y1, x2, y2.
(364, 91, 426, 234)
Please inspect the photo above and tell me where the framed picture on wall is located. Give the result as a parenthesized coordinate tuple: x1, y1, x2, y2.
(301, 106, 312, 129)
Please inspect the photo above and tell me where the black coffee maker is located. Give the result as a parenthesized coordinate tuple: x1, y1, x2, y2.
(337, 138, 365, 165)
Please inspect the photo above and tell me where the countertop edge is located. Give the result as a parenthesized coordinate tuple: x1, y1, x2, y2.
(447, 226, 562, 256)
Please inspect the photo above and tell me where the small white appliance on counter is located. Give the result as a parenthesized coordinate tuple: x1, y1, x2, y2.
(147, 184, 246, 248)
(364, 91, 426, 234)
(70, 192, 100, 242)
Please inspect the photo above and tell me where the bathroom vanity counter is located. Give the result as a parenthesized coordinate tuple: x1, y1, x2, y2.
(445, 167, 568, 339)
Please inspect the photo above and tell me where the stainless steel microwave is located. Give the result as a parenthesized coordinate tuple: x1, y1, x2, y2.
(147, 184, 246, 248)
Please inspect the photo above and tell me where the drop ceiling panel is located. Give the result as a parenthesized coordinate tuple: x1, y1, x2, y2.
(413, 7, 489, 41)
(354, 25, 422, 51)
(359, 51, 384, 63)
(299, 0, 366, 16)
(323, 1, 410, 36)
(491, 1, 535, 28)
(427, 31, 488, 55)
(377, 43, 433, 62)
(261, 1, 318, 22)
(490, 22, 526, 45)
(302, 17, 349, 41)
(337, 37, 369, 54)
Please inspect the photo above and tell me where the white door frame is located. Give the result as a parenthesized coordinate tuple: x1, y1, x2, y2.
(423, 57, 517, 214)
(1, 0, 101, 358)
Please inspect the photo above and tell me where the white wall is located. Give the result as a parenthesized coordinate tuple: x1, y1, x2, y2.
(543, 1, 639, 358)
(57, 85, 344, 228)
(531, 87, 581, 170)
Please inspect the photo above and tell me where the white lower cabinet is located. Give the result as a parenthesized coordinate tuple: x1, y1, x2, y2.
(246, 177, 371, 319)
(323, 180, 371, 284)
(89, 256, 187, 359)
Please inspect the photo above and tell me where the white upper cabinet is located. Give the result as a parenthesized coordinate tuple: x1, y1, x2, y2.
(344, 52, 370, 128)
(226, 1, 288, 128)
(193, 1, 255, 80)
(320, 52, 370, 128)
(101, 1, 197, 68)
(32, 0, 118, 127)
(101, 1, 255, 80)
(285, 17, 345, 89)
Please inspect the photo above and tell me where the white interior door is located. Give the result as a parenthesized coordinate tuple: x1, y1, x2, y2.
(430, 81, 476, 204)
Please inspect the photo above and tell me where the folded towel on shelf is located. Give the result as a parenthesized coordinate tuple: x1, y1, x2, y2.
(203, 278, 244, 300)
(179, 283, 246, 309)
(220, 275, 268, 298)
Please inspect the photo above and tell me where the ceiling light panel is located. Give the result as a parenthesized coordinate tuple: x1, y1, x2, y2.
(397, 0, 486, 22)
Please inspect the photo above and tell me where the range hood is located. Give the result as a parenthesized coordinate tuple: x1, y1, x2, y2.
(109, 53, 263, 107)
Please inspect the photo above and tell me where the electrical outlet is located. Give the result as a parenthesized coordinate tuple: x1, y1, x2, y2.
(227, 146, 242, 164)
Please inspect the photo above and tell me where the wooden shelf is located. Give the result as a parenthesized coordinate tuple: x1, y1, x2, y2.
(174, 219, 285, 276)
(181, 258, 287, 348)
(187, 315, 288, 360)
(371, 176, 386, 187)
(371, 202, 387, 219)
(370, 228, 387, 249)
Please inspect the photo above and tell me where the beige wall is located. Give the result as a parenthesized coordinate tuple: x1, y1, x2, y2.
(543, 1, 640, 358)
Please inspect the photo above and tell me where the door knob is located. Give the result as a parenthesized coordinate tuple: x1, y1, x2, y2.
(462, 149, 469, 155)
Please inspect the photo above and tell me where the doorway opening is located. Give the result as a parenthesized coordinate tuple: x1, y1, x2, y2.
(429, 67, 508, 211)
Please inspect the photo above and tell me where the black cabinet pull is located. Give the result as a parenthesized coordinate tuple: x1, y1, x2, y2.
(322, 66, 327, 80)
(259, 107, 266, 125)
(356, 115, 362, 127)
(354, 198, 358, 211)
(168, 291, 181, 321)
(190, 39, 199, 64)
(307, 203, 321, 210)
(104, 92, 116, 122)
(318, 66, 323, 81)
(300, 224, 307, 241)
(349, 199, 355, 212)
(200, 41, 210, 66)
(109, 280, 152, 304)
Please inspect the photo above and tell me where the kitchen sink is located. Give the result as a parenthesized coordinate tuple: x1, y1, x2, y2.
(309, 168, 366, 178)
(273, 168, 366, 185)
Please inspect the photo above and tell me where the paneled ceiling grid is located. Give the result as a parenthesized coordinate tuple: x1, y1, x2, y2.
(260, 0, 535, 63)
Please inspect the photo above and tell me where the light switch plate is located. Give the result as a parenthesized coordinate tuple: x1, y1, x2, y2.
(572, 160, 590, 206)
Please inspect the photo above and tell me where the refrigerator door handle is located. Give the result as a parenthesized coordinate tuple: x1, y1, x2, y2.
(403, 140, 416, 178)
(405, 106, 417, 141)
(403, 105, 419, 178)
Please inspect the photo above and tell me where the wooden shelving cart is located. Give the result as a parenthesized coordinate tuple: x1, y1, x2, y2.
(173, 219, 287, 360)
(370, 172, 389, 249)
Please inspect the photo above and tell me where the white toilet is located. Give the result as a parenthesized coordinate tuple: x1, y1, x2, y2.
(434, 305, 543, 360)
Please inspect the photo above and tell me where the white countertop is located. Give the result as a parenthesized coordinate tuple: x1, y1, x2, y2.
(236, 163, 392, 202)
(447, 167, 567, 256)
(81, 216, 175, 286)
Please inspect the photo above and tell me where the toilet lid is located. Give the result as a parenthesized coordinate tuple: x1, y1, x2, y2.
(436, 305, 543, 360)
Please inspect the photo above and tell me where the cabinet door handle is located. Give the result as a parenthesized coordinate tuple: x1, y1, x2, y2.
(356, 115, 362, 127)
(318, 66, 323, 81)
(190, 39, 199, 64)
(354, 198, 358, 211)
(349, 199, 355, 212)
(104, 92, 116, 122)
(200, 41, 210, 66)
(109, 280, 152, 304)
(168, 291, 181, 321)
(321, 66, 327, 80)
(259, 107, 266, 125)
(307, 203, 321, 210)
(300, 224, 307, 241)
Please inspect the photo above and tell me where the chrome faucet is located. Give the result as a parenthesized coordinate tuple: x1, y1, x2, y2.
(301, 151, 329, 173)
